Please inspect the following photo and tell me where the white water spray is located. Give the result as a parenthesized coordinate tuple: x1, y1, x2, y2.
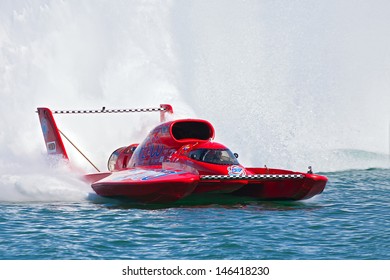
(1, 1, 390, 202)
(0, 0, 193, 201)
(173, 0, 390, 171)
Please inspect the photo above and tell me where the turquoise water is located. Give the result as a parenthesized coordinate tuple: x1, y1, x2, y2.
(1, 168, 389, 260)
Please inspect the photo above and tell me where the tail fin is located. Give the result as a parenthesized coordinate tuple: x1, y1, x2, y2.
(160, 104, 173, 122)
(37, 107, 69, 160)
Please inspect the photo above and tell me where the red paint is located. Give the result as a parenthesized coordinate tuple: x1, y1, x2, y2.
(37, 105, 328, 204)
(37, 108, 68, 159)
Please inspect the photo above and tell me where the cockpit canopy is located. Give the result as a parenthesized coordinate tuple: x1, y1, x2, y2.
(188, 148, 239, 165)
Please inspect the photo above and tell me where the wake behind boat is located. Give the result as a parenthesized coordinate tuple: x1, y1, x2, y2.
(37, 104, 327, 204)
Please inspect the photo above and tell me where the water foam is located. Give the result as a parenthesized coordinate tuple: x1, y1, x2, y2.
(0, 154, 90, 202)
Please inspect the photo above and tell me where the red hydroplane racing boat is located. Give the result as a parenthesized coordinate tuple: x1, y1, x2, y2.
(37, 104, 327, 204)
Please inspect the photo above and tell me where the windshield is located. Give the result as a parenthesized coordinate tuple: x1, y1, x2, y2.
(188, 149, 239, 165)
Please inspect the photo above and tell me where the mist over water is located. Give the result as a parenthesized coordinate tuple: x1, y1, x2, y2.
(1, 1, 389, 201)
(0, 0, 190, 201)
(173, 0, 390, 171)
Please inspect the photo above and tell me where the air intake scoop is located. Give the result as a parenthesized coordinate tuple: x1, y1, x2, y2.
(171, 119, 214, 141)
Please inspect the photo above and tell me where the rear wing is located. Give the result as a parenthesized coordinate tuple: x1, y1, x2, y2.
(36, 104, 173, 170)
(37, 107, 69, 159)
(47, 104, 173, 122)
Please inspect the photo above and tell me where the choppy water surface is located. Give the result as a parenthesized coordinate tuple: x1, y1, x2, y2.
(1, 168, 389, 260)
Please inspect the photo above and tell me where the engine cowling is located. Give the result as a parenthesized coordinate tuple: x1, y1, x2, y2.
(128, 119, 215, 167)
(107, 144, 138, 171)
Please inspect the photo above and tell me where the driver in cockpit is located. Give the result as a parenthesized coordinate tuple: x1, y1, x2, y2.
(204, 150, 223, 163)
(213, 150, 223, 162)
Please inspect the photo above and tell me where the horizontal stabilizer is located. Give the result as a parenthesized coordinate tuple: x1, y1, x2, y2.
(48, 104, 173, 122)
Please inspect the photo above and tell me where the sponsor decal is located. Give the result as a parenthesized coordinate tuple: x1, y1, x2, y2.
(41, 118, 49, 138)
(111, 169, 185, 182)
(141, 170, 184, 181)
(161, 126, 169, 134)
(227, 165, 246, 176)
(139, 144, 164, 160)
(111, 169, 149, 181)
(47, 141, 57, 154)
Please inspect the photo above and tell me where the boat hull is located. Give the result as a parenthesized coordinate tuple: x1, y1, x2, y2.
(91, 169, 199, 204)
(232, 168, 327, 200)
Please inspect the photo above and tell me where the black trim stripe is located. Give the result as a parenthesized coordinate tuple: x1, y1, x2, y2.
(52, 107, 165, 114)
(200, 174, 305, 180)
